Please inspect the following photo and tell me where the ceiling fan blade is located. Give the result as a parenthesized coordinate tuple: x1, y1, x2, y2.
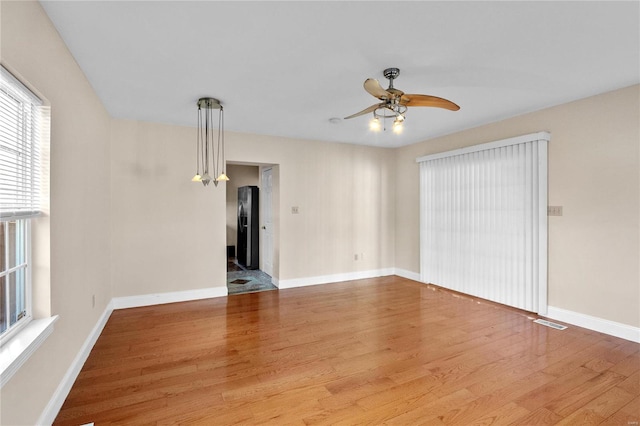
(344, 103, 381, 120)
(364, 78, 392, 100)
(400, 94, 460, 111)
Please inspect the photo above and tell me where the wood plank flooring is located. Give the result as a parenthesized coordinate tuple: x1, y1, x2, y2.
(54, 276, 639, 425)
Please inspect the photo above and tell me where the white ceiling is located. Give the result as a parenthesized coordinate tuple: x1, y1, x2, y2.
(40, 1, 639, 148)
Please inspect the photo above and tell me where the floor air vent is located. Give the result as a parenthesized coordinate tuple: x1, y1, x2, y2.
(533, 319, 567, 330)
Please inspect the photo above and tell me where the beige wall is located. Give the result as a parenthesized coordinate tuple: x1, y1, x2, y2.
(395, 85, 640, 328)
(226, 164, 260, 248)
(111, 126, 396, 293)
(224, 132, 397, 281)
(1, 1, 113, 425)
(110, 120, 226, 297)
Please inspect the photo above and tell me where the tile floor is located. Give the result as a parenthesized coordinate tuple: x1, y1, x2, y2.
(227, 258, 278, 295)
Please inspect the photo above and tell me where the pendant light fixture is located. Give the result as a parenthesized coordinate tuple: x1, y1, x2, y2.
(192, 97, 229, 187)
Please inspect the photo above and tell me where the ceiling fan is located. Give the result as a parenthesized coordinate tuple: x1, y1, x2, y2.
(344, 67, 460, 133)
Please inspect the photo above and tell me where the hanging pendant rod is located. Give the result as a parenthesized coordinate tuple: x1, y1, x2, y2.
(191, 97, 229, 187)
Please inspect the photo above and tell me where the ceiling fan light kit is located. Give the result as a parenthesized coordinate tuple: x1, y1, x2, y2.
(192, 97, 229, 187)
(392, 117, 403, 134)
(369, 116, 381, 131)
(345, 67, 460, 134)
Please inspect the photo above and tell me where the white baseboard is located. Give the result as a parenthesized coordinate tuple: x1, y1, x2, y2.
(39, 286, 228, 424)
(45, 280, 637, 426)
(277, 268, 395, 289)
(37, 302, 113, 426)
(112, 286, 228, 309)
(393, 268, 421, 282)
(546, 306, 640, 343)
(385, 272, 639, 343)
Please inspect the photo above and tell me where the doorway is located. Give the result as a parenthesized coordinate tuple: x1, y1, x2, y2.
(225, 163, 278, 295)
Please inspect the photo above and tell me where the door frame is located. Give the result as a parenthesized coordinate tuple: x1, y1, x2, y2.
(260, 167, 274, 278)
(224, 161, 279, 285)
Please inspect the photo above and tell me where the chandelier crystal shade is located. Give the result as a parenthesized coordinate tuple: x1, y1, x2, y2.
(192, 97, 229, 187)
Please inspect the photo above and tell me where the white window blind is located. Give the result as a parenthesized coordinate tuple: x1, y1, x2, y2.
(0, 66, 43, 220)
(417, 132, 549, 314)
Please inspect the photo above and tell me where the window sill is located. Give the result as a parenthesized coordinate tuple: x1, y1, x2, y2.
(0, 315, 59, 388)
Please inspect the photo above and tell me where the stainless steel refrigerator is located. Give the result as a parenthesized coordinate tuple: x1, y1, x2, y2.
(237, 186, 259, 269)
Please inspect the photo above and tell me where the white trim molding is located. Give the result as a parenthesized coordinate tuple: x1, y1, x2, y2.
(546, 306, 640, 343)
(415, 131, 551, 163)
(393, 268, 421, 282)
(0, 315, 59, 389)
(277, 268, 395, 289)
(35, 280, 639, 425)
(391, 275, 637, 343)
(37, 305, 111, 426)
(39, 286, 229, 424)
(112, 286, 228, 310)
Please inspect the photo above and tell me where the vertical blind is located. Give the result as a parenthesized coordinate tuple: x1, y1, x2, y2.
(417, 133, 549, 314)
(0, 66, 43, 220)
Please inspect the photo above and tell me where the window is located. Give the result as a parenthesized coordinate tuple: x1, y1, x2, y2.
(417, 132, 549, 314)
(0, 66, 43, 343)
(0, 220, 29, 335)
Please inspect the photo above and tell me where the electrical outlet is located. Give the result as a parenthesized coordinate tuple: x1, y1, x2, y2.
(548, 206, 563, 216)
(291, 206, 299, 214)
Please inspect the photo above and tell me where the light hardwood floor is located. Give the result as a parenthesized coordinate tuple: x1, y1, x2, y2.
(54, 276, 639, 425)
